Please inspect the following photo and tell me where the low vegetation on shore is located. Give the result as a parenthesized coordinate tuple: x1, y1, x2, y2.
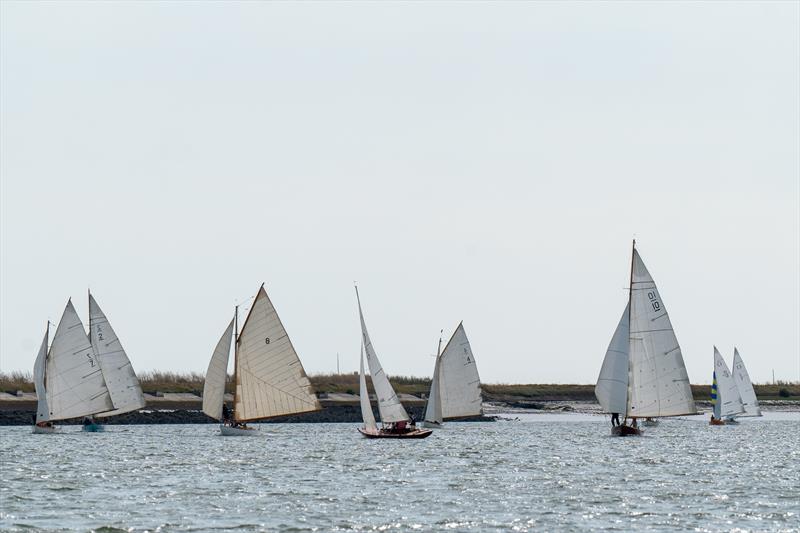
(1, 371, 797, 401)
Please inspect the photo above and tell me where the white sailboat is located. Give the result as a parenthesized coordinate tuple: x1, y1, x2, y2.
(32, 324, 57, 434)
(38, 295, 145, 433)
(355, 286, 432, 439)
(595, 241, 696, 436)
(423, 322, 483, 428)
(710, 347, 745, 425)
(202, 284, 321, 436)
(732, 348, 762, 417)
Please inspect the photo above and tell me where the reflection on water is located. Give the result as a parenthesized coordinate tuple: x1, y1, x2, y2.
(1, 413, 798, 531)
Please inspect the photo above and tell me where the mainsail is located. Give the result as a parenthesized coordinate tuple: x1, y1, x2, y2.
(438, 323, 482, 419)
(33, 326, 49, 423)
(713, 347, 744, 418)
(595, 303, 630, 414)
(89, 294, 146, 417)
(233, 285, 321, 421)
(355, 287, 409, 423)
(46, 300, 114, 421)
(203, 318, 235, 420)
(626, 248, 696, 418)
(732, 348, 761, 417)
(359, 344, 377, 431)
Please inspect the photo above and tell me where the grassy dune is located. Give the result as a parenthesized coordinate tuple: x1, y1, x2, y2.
(1, 371, 797, 401)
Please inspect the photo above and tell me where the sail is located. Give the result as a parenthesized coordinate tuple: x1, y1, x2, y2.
(424, 352, 443, 425)
(714, 347, 744, 418)
(233, 286, 321, 421)
(46, 300, 114, 421)
(438, 322, 483, 419)
(33, 326, 49, 423)
(203, 318, 234, 420)
(711, 370, 721, 419)
(359, 344, 377, 431)
(89, 294, 146, 417)
(355, 287, 409, 423)
(732, 348, 761, 417)
(595, 303, 630, 414)
(626, 249, 696, 418)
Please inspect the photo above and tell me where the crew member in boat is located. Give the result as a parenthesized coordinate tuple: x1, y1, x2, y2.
(82, 416, 94, 427)
(222, 404, 232, 425)
(611, 412, 620, 426)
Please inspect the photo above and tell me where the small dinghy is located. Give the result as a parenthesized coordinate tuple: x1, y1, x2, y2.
(220, 424, 260, 437)
(709, 347, 744, 426)
(32, 423, 59, 435)
(358, 427, 433, 439)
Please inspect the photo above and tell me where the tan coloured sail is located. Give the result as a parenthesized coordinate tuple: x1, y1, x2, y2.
(33, 326, 49, 423)
(203, 318, 235, 420)
(359, 344, 377, 431)
(233, 285, 321, 421)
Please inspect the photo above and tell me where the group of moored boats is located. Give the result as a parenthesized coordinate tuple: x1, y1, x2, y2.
(28, 240, 763, 439)
(594, 241, 763, 436)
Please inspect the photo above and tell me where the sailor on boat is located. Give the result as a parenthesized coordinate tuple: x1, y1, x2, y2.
(611, 412, 620, 426)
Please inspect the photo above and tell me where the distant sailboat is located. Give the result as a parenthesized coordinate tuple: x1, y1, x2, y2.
(595, 241, 696, 436)
(423, 323, 483, 428)
(732, 348, 762, 417)
(37, 294, 145, 433)
(32, 324, 56, 434)
(355, 286, 432, 439)
(710, 347, 744, 425)
(202, 284, 321, 436)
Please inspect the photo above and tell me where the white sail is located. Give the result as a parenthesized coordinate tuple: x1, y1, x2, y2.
(33, 326, 49, 423)
(46, 300, 114, 421)
(595, 303, 630, 415)
(438, 322, 482, 419)
(203, 318, 235, 420)
(732, 348, 761, 417)
(714, 347, 744, 418)
(359, 344, 377, 431)
(626, 249, 696, 418)
(234, 285, 321, 421)
(424, 351, 443, 425)
(89, 294, 146, 417)
(355, 287, 409, 423)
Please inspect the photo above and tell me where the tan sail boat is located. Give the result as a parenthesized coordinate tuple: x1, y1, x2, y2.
(203, 284, 321, 436)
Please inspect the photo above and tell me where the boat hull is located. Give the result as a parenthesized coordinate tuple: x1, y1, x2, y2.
(709, 418, 726, 426)
(32, 425, 59, 434)
(611, 424, 641, 436)
(82, 423, 105, 432)
(220, 424, 260, 437)
(358, 427, 433, 439)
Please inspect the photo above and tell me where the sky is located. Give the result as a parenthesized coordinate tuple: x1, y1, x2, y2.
(1, 1, 798, 385)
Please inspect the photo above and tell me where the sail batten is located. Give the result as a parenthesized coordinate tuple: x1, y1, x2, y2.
(732, 348, 761, 417)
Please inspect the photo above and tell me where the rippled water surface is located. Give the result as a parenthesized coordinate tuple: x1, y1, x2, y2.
(2, 413, 798, 532)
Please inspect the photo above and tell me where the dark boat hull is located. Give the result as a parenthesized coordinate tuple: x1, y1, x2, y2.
(358, 427, 433, 439)
(611, 424, 641, 436)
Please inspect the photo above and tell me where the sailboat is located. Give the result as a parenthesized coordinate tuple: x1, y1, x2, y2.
(34, 294, 146, 433)
(202, 284, 321, 436)
(422, 322, 483, 428)
(732, 348, 762, 417)
(355, 286, 432, 439)
(709, 347, 744, 425)
(595, 241, 696, 436)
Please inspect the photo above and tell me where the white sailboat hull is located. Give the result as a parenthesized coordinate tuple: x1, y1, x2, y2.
(32, 425, 60, 434)
(220, 424, 261, 437)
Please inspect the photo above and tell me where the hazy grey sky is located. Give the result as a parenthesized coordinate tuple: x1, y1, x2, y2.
(2, 1, 798, 384)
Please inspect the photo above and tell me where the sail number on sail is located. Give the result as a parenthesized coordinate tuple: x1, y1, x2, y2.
(647, 291, 661, 312)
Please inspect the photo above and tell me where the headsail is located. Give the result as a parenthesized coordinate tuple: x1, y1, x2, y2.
(33, 325, 49, 423)
(355, 287, 409, 423)
(46, 300, 114, 421)
(732, 348, 761, 417)
(359, 344, 377, 431)
(423, 343, 443, 425)
(438, 322, 482, 419)
(233, 285, 321, 421)
(595, 303, 629, 415)
(89, 294, 146, 417)
(626, 248, 696, 418)
(203, 318, 235, 420)
(713, 347, 744, 418)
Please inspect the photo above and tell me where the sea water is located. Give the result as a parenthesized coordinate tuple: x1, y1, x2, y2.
(1, 412, 798, 532)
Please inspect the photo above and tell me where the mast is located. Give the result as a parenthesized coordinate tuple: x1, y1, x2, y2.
(232, 304, 239, 420)
(626, 239, 635, 420)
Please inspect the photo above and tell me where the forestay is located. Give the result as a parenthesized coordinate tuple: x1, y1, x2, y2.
(438, 323, 482, 419)
(33, 326, 49, 423)
(46, 300, 114, 421)
(626, 250, 696, 418)
(595, 303, 629, 415)
(359, 345, 377, 431)
(89, 294, 146, 417)
(203, 318, 234, 420)
(714, 347, 744, 418)
(355, 287, 409, 423)
(732, 348, 761, 417)
(234, 286, 321, 421)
